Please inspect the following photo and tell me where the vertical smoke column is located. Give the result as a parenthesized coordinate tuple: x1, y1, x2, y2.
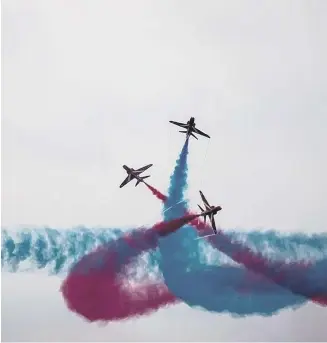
(158, 139, 203, 298)
(164, 139, 190, 220)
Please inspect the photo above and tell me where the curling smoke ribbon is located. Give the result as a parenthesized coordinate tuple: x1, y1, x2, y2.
(2, 140, 327, 321)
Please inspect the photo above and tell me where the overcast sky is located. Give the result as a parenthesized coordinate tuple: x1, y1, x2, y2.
(2, 0, 327, 341)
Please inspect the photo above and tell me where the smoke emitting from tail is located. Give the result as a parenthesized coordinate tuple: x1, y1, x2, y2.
(145, 183, 167, 202)
(2, 138, 327, 322)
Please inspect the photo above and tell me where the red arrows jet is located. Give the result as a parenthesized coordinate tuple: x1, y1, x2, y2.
(197, 190, 222, 234)
(120, 164, 153, 188)
(169, 117, 210, 140)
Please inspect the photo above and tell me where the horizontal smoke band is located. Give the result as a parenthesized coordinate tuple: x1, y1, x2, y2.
(2, 227, 327, 275)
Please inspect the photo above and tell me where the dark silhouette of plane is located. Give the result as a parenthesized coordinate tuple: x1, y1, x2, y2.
(197, 190, 222, 234)
(120, 164, 153, 188)
(169, 117, 210, 139)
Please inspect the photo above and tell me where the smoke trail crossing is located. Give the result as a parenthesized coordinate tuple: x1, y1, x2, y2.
(60, 214, 199, 321)
(147, 140, 327, 315)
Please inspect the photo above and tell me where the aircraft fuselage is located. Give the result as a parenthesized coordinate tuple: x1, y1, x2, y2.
(122, 165, 143, 181)
(186, 117, 196, 137)
(123, 165, 136, 175)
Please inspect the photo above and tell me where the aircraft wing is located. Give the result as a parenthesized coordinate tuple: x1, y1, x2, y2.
(210, 213, 217, 234)
(199, 190, 211, 208)
(193, 127, 210, 138)
(134, 164, 153, 173)
(169, 120, 188, 128)
(119, 175, 134, 188)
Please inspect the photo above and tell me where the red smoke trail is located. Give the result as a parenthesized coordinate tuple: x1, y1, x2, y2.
(61, 214, 196, 322)
(155, 214, 198, 236)
(145, 183, 167, 202)
(62, 258, 177, 322)
(143, 185, 327, 306)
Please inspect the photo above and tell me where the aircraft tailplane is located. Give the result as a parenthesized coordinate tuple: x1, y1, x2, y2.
(135, 175, 150, 186)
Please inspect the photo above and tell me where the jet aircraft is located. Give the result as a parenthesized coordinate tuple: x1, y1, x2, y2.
(169, 117, 210, 139)
(197, 190, 222, 234)
(119, 164, 153, 188)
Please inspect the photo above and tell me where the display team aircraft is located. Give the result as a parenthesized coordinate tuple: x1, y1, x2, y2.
(169, 117, 210, 139)
(197, 190, 222, 235)
(120, 164, 153, 188)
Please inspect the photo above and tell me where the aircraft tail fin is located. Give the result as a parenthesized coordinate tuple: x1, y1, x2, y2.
(136, 176, 150, 186)
(198, 205, 207, 224)
(198, 205, 205, 212)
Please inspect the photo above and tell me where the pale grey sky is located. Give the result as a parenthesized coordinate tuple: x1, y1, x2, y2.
(2, 0, 327, 341)
(2, 273, 327, 342)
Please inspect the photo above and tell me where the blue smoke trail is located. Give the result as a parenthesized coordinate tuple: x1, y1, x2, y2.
(1, 227, 123, 275)
(158, 139, 197, 279)
(163, 139, 190, 220)
(158, 141, 327, 316)
(3, 228, 327, 274)
(3, 227, 327, 274)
